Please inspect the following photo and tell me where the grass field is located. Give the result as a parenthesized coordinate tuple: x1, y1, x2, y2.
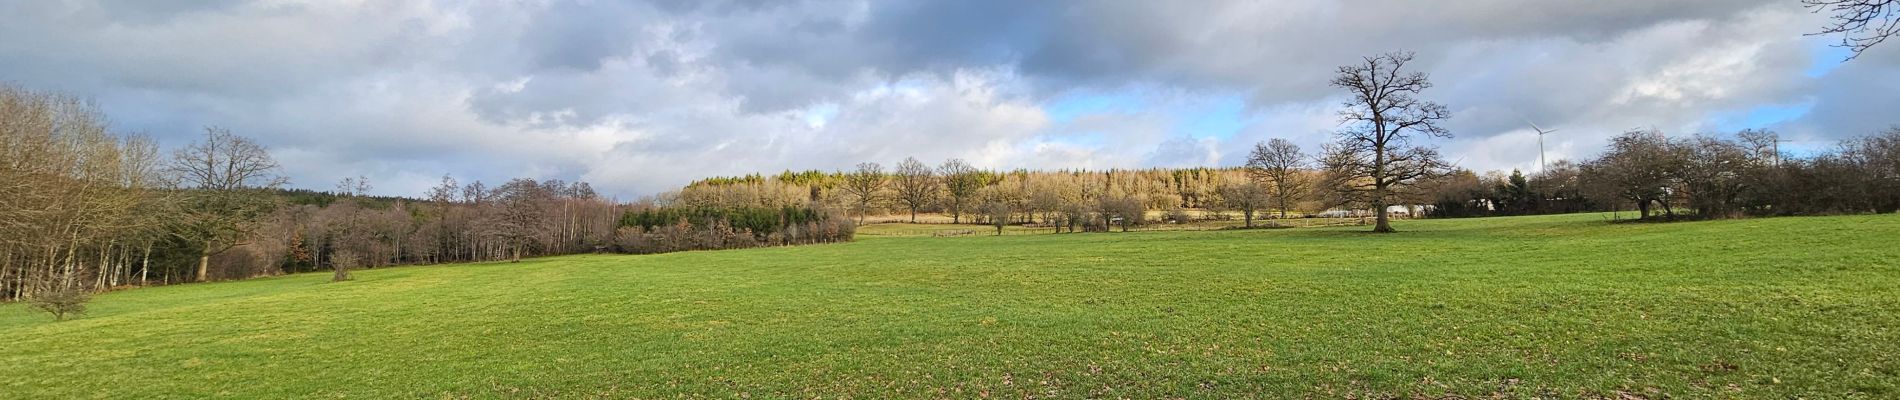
(3, 213, 1897, 398)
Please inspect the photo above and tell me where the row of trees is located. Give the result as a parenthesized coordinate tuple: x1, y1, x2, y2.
(2, 85, 164, 308)
(0, 84, 636, 305)
(683, 165, 1278, 223)
(276, 175, 625, 278)
(614, 206, 855, 254)
(1423, 127, 1900, 220)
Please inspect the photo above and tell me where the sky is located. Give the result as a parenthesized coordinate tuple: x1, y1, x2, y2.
(3, 0, 1897, 199)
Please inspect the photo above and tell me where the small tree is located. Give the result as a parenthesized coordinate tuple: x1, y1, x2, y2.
(1218, 182, 1271, 227)
(27, 279, 91, 321)
(983, 201, 1011, 235)
(330, 250, 358, 282)
(840, 162, 888, 225)
(1098, 196, 1145, 232)
(1246, 138, 1310, 218)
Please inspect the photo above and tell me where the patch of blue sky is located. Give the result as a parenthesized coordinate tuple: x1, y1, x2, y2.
(1045, 90, 1146, 123)
(1173, 95, 1253, 140)
(1806, 42, 1853, 77)
(1710, 101, 1815, 132)
(1040, 88, 1256, 150)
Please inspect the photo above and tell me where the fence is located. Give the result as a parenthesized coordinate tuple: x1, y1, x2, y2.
(856, 217, 1370, 238)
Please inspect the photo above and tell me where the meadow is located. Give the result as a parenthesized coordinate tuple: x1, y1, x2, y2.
(3, 213, 1896, 398)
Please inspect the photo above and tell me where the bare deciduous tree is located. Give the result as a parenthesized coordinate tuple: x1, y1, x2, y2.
(1097, 196, 1144, 232)
(167, 126, 287, 282)
(27, 276, 90, 321)
(939, 158, 982, 224)
(1321, 52, 1452, 233)
(1806, 0, 1900, 60)
(893, 157, 938, 223)
(1582, 129, 1680, 219)
(982, 201, 1011, 235)
(840, 162, 888, 225)
(1246, 138, 1310, 219)
(493, 178, 552, 262)
(1218, 182, 1271, 228)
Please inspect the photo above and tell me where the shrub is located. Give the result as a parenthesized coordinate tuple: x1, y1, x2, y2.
(1164, 207, 1193, 224)
(330, 250, 359, 282)
(28, 283, 91, 321)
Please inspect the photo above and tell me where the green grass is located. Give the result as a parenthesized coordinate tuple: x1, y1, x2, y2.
(3, 213, 1897, 398)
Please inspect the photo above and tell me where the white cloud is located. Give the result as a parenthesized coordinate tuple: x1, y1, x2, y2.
(0, 0, 1889, 198)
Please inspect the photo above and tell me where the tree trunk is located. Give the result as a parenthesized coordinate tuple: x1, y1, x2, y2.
(1372, 132, 1395, 233)
(196, 250, 211, 282)
(140, 244, 151, 285)
(1368, 201, 1398, 233)
(1, 253, 12, 301)
(1244, 210, 1254, 228)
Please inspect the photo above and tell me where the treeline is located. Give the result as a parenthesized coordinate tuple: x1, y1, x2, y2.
(1423, 128, 1900, 220)
(614, 206, 854, 254)
(683, 166, 1257, 214)
(1, 83, 877, 308)
(673, 156, 1329, 232)
(1, 85, 637, 304)
(677, 127, 1900, 230)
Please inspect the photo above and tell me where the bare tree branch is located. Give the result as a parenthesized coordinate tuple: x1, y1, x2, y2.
(1807, 0, 1900, 61)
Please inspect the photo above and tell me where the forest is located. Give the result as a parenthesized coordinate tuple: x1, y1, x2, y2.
(0, 84, 826, 303)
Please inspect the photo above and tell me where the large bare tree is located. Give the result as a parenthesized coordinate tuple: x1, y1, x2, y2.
(1807, 0, 1900, 60)
(938, 158, 982, 224)
(1321, 52, 1452, 233)
(1245, 138, 1310, 219)
(1581, 129, 1680, 219)
(840, 162, 888, 225)
(892, 157, 938, 223)
(492, 178, 551, 262)
(167, 126, 286, 282)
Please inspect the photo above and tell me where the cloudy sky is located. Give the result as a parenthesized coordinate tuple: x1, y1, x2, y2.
(3, 0, 1896, 198)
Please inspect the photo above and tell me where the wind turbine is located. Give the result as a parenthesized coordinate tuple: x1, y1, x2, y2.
(1525, 119, 1560, 173)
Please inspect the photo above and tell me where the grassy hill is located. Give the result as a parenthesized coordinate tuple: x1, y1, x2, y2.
(3, 213, 1897, 398)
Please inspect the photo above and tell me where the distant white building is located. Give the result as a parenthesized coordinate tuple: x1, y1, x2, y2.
(1315, 205, 1432, 218)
